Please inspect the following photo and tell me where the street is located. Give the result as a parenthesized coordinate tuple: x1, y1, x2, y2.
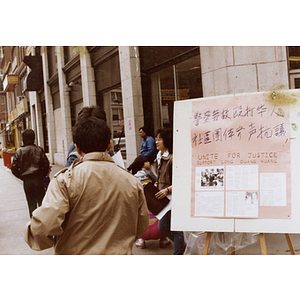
(1, 157, 300, 255)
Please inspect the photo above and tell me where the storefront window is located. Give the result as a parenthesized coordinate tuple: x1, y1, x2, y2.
(102, 88, 126, 159)
(91, 47, 124, 159)
(158, 66, 175, 127)
(70, 101, 83, 127)
(175, 56, 203, 100)
(69, 77, 83, 126)
(151, 53, 202, 129)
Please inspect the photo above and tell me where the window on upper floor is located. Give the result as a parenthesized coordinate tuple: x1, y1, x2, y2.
(288, 46, 300, 89)
(63, 46, 80, 64)
(47, 46, 58, 78)
(1, 96, 5, 112)
(288, 46, 300, 70)
(50, 80, 61, 110)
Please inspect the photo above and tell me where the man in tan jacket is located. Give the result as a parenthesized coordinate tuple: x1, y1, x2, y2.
(24, 117, 149, 254)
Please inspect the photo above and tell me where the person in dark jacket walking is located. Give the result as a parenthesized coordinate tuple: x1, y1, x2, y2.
(11, 129, 49, 218)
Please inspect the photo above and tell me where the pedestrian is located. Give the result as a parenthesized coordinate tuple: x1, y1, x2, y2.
(153, 127, 186, 255)
(65, 105, 113, 167)
(131, 155, 170, 249)
(11, 129, 50, 218)
(127, 126, 157, 171)
(24, 116, 149, 254)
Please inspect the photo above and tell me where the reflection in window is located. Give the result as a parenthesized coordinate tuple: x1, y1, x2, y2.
(152, 53, 202, 128)
(47, 46, 57, 78)
(69, 78, 83, 126)
(64, 46, 80, 64)
(175, 56, 203, 100)
(289, 46, 300, 70)
(103, 88, 126, 159)
(1, 96, 5, 112)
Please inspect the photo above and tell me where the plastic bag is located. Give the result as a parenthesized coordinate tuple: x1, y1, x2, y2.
(184, 231, 258, 255)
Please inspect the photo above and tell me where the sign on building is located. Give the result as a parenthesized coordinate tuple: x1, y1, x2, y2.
(3, 75, 19, 92)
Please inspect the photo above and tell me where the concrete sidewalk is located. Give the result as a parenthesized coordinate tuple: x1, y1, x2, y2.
(0, 159, 61, 254)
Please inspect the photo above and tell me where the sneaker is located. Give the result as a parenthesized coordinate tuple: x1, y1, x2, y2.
(136, 238, 146, 249)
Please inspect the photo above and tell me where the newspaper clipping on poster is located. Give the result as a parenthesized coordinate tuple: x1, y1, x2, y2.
(191, 93, 291, 219)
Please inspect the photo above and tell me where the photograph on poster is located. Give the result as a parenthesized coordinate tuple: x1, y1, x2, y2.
(195, 166, 224, 190)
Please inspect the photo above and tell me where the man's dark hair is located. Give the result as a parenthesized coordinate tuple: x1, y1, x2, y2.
(22, 129, 35, 146)
(132, 156, 149, 175)
(156, 127, 173, 154)
(78, 106, 107, 123)
(139, 126, 150, 136)
(73, 117, 111, 153)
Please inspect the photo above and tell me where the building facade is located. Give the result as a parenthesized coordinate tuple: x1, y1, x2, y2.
(0, 46, 11, 148)
(0, 46, 299, 167)
(0, 46, 32, 150)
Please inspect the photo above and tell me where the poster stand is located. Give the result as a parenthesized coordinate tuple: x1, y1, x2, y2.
(284, 233, 296, 255)
(173, 91, 300, 255)
(202, 232, 295, 255)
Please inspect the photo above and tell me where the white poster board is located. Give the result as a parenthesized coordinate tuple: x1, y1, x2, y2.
(171, 90, 300, 233)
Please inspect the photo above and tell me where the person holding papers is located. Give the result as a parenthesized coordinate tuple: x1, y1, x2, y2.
(132, 155, 170, 249)
(153, 127, 185, 255)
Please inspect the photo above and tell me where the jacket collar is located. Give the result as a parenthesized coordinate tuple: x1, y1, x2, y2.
(82, 152, 114, 163)
(157, 150, 171, 166)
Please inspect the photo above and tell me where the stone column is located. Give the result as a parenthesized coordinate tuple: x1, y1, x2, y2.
(200, 46, 289, 97)
(56, 46, 73, 160)
(41, 46, 56, 164)
(79, 46, 97, 107)
(28, 92, 44, 148)
(119, 46, 144, 165)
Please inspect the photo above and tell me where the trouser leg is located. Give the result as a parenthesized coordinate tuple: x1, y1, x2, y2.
(23, 179, 45, 218)
(158, 210, 173, 240)
(35, 179, 46, 207)
(173, 231, 185, 255)
(23, 180, 36, 218)
(159, 210, 185, 255)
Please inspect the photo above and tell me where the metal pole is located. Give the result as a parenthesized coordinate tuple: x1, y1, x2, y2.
(173, 65, 178, 101)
